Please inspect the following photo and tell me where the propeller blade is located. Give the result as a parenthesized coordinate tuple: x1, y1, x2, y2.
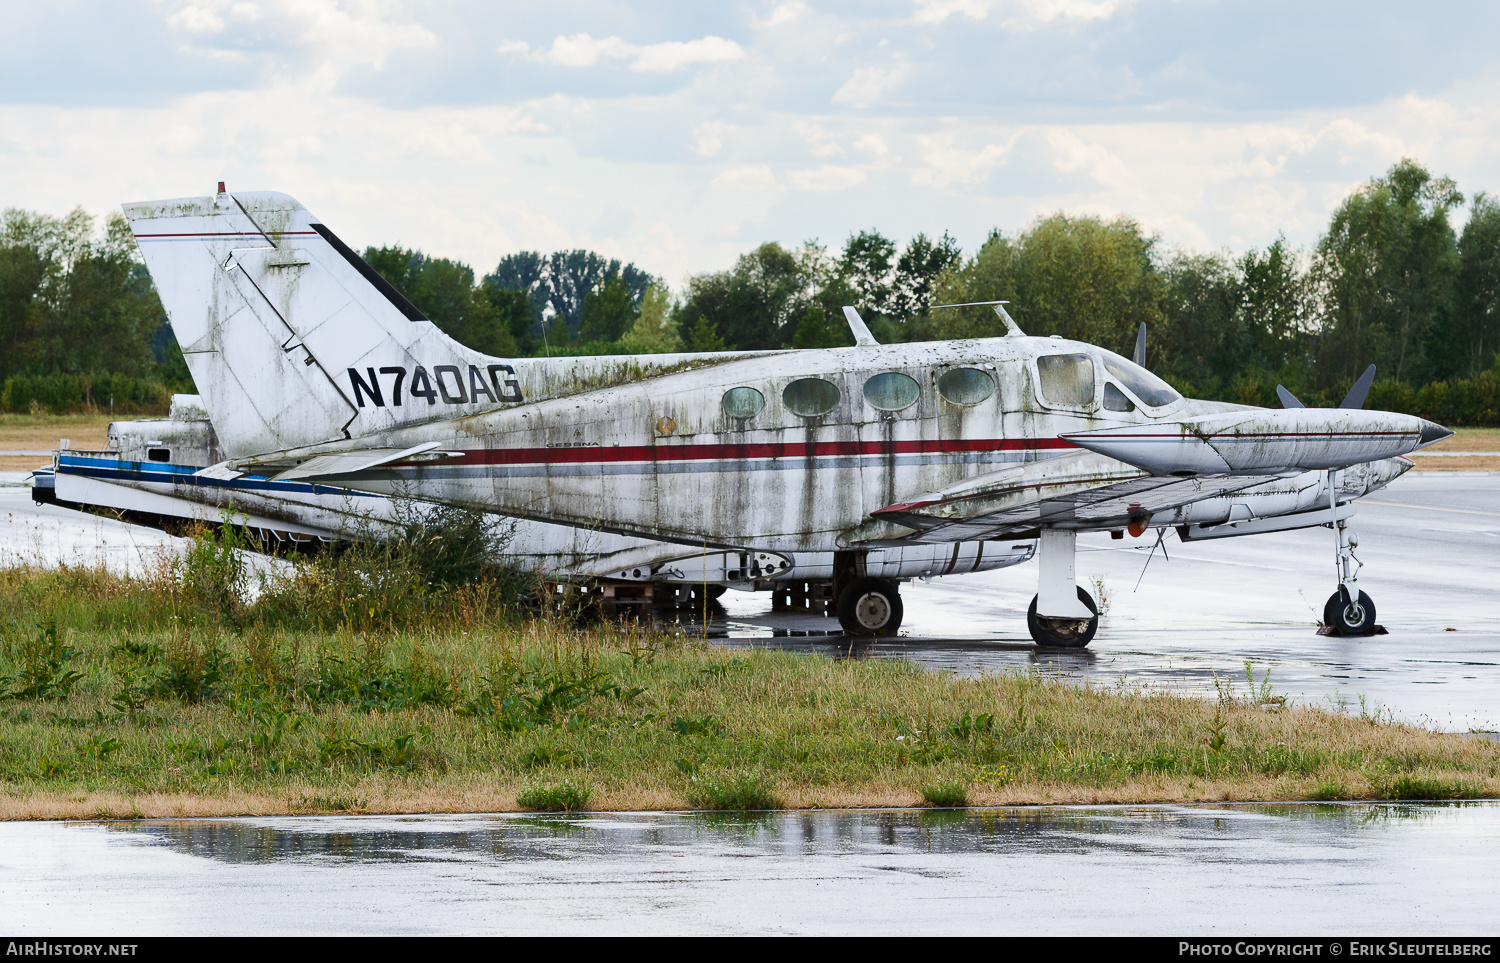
(1276, 385, 1305, 409)
(1339, 364, 1376, 409)
(1133, 323, 1147, 368)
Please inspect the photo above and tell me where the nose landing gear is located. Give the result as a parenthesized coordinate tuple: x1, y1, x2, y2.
(1323, 471, 1378, 636)
(1324, 586, 1376, 635)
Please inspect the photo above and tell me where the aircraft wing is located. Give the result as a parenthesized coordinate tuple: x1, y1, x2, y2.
(868, 450, 1292, 542)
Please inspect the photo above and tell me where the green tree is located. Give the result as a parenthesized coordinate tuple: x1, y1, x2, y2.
(839, 230, 897, 317)
(620, 283, 681, 353)
(790, 304, 853, 349)
(679, 242, 814, 350)
(684, 315, 727, 352)
(577, 274, 638, 344)
(891, 231, 963, 323)
(1313, 158, 1462, 386)
(1453, 193, 1500, 376)
(0, 208, 164, 381)
(1155, 239, 1310, 388)
(479, 285, 538, 356)
(364, 245, 517, 357)
(488, 250, 651, 344)
(927, 213, 1164, 356)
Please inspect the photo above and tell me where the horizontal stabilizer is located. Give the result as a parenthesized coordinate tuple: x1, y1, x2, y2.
(270, 442, 444, 481)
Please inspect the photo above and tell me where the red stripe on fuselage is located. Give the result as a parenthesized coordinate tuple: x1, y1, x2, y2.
(407, 437, 1076, 467)
(132, 231, 320, 239)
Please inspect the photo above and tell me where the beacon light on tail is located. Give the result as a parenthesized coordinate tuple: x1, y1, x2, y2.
(116, 187, 1449, 648)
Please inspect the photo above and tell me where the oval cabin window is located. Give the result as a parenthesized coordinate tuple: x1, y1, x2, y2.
(936, 367, 995, 406)
(722, 386, 766, 419)
(863, 372, 920, 411)
(782, 378, 841, 417)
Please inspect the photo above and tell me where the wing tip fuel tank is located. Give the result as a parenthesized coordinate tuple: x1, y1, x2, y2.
(1061, 409, 1451, 476)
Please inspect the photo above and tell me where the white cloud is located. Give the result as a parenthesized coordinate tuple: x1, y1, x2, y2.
(158, 0, 437, 74)
(632, 37, 745, 72)
(758, 2, 808, 28)
(913, 0, 1136, 26)
(694, 122, 732, 158)
(832, 63, 909, 108)
(787, 165, 867, 191)
(165, 4, 226, 34)
(912, 137, 1015, 187)
(499, 33, 746, 73)
(714, 166, 779, 189)
(545, 33, 635, 68)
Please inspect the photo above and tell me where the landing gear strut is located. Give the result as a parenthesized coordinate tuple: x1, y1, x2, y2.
(1323, 471, 1377, 636)
(837, 577, 904, 636)
(1029, 529, 1100, 648)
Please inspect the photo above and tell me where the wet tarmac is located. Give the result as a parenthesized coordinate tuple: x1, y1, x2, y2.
(696, 472, 1500, 732)
(3, 803, 1497, 935)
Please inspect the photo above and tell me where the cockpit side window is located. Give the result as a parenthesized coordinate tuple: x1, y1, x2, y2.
(1102, 383, 1135, 412)
(1101, 353, 1181, 407)
(1036, 354, 1095, 407)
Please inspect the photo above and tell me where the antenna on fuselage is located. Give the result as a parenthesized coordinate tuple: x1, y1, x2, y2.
(929, 300, 1025, 337)
(841, 306, 880, 346)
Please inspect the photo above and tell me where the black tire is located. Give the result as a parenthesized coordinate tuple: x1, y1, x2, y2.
(837, 577, 904, 637)
(1323, 589, 1376, 636)
(1027, 587, 1099, 649)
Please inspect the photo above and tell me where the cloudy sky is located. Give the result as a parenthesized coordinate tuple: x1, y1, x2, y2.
(2, 0, 1497, 286)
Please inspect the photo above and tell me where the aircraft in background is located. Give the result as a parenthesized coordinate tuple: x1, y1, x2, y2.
(106, 186, 1450, 645)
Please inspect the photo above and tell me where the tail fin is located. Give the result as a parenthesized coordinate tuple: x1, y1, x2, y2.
(124, 189, 519, 460)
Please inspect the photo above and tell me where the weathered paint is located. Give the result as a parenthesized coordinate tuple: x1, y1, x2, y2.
(121, 190, 1440, 563)
(50, 395, 1034, 583)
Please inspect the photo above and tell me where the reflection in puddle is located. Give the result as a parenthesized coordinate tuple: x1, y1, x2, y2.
(103, 802, 1486, 868)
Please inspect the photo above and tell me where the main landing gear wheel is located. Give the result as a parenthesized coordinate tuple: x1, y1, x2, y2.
(837, 577, 904, 637)
(1027, 587, 1099, 649)
(1324, 589, 1376, 636)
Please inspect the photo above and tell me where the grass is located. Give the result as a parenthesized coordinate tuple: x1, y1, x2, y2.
(683, 772, 780, 811)
(1414, 427, 1500, 471)
(1427, 427, 1500, 452)
(517, 781, 591, 812)
(0, 413, 115, 471)
(921, 783, 969, 807)
(0, 524, 1496, 818)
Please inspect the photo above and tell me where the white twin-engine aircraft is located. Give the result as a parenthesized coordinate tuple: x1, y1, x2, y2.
(118, 187, 1451, 646)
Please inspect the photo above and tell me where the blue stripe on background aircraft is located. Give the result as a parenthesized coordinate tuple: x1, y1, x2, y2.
(51, 186, 1449, 646)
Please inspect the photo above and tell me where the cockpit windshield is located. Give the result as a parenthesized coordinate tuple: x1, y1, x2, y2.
(1099, 352, 1181, 407)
